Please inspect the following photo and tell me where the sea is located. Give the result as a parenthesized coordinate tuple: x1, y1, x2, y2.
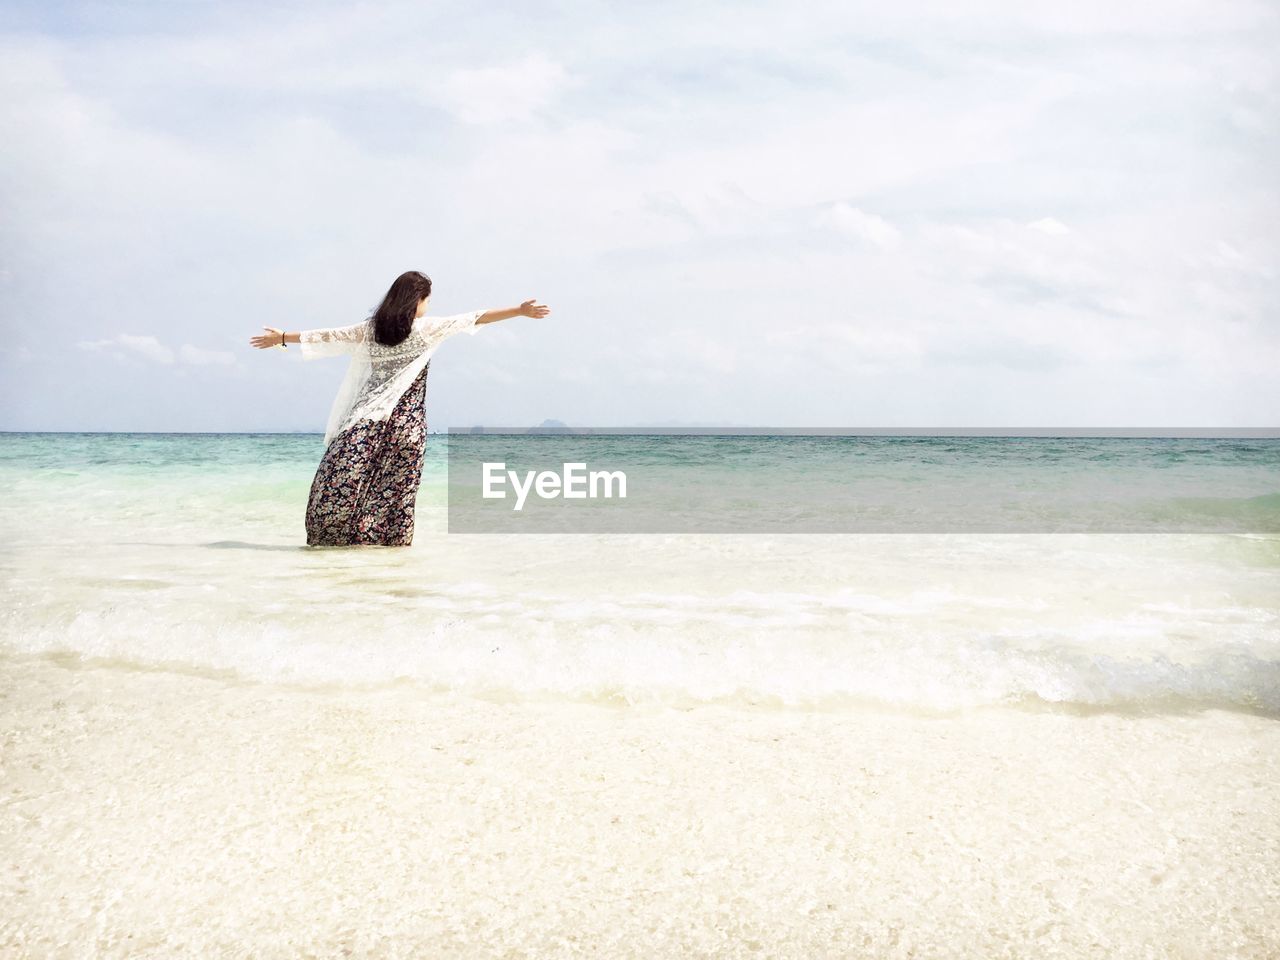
(2, 431, 1278, 715)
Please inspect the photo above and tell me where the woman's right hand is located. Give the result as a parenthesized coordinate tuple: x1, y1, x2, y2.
(250, 327, 286, 349)
(518, 299, 551, 319)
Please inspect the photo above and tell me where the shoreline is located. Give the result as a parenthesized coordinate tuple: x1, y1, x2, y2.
(3, 654, 1278, 958)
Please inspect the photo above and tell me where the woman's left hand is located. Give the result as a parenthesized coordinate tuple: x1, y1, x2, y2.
(250, 327, 287, 349)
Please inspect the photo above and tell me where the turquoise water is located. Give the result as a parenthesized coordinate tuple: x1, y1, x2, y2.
(445, 434, 1280, 532)
(2, 432, 1278, 713)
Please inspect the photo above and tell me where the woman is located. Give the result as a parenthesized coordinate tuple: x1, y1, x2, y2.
(249, 270, 550, 546)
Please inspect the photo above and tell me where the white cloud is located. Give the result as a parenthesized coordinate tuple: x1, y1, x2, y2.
(76, 334, 174, 364)
(1027, 217, 1070, 235)
(178, 344, 236, 366)
(4, 0, 1278, 429)
(76, 334, 239, 368)
(117, 334, 175, 364)
(432, 54, 571, 125)
(820, 203, 902, 251)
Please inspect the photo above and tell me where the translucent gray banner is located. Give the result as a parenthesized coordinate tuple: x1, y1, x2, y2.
(444, 429, 1280, 533)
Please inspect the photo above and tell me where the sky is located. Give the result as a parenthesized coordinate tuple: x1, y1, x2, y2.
(0, 0, 1276, 431)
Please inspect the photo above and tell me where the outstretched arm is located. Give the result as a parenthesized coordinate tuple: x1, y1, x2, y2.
(249, 319, 369, 358)
(476, 299, 551, 326)
(249, 327, 298, 349)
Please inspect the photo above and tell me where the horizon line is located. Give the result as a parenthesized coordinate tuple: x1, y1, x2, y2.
(2, 427, 1278, 438)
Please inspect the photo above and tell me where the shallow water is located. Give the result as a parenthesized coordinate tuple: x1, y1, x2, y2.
(2, 432, 1277, 714)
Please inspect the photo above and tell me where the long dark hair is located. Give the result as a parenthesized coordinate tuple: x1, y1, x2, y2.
(371, 270, 432, 346)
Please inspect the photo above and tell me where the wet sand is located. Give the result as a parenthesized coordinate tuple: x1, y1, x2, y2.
(3, 654, 1278, 959)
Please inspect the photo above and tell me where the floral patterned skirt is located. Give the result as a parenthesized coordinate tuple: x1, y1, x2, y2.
(304, 362, 431, 547)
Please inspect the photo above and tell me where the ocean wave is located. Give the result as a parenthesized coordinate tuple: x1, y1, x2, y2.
(5, 607, 1278, 716)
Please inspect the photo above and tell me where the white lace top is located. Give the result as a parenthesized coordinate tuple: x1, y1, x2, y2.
(299, 310, 486, 446)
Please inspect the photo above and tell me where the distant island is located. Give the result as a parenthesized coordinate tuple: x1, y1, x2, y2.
(531, 419, 571, 433)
